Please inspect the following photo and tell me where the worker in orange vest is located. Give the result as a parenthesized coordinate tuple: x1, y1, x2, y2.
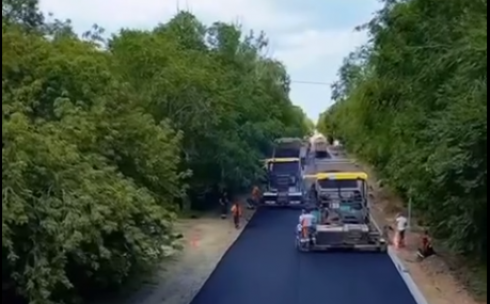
(299, 208, 316, 247)
(230, 200, 242, 229)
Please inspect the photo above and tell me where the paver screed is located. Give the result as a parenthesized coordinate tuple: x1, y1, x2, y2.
(189, 208, 418, 304)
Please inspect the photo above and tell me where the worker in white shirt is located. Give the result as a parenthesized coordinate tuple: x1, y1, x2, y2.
(395, 213, 408, 248)
(299, 208, 316, 239)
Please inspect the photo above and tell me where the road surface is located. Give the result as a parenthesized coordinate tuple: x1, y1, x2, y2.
(189, 153, 418, 304)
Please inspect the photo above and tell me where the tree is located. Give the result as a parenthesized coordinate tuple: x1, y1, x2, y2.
(319, 0, 487, 263)
(2, 1, 309, 303)
(109, 15, 308, 205)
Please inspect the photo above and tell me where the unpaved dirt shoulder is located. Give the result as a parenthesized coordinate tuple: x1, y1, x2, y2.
(353, 158, 485, 304)
(115, 211, 253, 304)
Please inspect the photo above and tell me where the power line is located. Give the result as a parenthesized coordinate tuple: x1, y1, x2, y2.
(290, 80, 331, 86)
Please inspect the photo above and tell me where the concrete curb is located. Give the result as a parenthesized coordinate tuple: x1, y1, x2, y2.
(331, 147, 430, 304)
(387, 247, 429, 304)
(370, 216, 430, 304)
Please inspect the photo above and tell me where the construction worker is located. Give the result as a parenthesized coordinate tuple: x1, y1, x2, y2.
(299, 208, 315, 235)
(230, 200, 242, 229)
(299, 208, 316, 247)
(219, 191, 229, 219)
(394, 212, 408, 248)
(417, 230, 435, 260)
(297, 209, 307, 239)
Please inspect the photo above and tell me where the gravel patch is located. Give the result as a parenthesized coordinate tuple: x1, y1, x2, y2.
(110, 213, 253, 304)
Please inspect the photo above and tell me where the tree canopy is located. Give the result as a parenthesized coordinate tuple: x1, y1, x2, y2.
(319, 0, 487, 264)
(2, 0, 310, 303)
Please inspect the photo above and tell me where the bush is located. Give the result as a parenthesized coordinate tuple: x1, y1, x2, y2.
(2, 1, 310, 303)
(319, 0, 487, 261)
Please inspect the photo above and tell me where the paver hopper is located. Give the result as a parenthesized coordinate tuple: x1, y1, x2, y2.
(273, 137, 303, 158)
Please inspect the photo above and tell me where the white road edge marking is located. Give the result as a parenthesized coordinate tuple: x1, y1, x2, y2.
(370, 215, 430, 304)
(325, 147, 429, 304)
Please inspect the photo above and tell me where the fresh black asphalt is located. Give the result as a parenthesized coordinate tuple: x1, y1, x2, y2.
(189, 208, 417, 304)
(190, 153, 418, 304)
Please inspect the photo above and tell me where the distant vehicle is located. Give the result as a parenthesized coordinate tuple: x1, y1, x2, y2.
(310, 134, 329, 158)
(296, 171, 386, 252)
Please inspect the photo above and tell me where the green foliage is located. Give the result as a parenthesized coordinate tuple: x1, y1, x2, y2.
(108, 14, 308, 204)
(2, 1, 309, 303)
(319, 0, 487, 262)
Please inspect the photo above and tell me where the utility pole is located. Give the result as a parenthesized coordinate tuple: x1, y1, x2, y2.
(407, 188, 413, 231)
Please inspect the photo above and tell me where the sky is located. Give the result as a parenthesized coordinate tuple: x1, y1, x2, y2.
(39, 0, 382, 122)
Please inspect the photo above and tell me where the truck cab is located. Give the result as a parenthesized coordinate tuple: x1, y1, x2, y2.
(262, 158, 304, 206)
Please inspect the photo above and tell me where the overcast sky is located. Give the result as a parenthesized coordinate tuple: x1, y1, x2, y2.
(39, 0, 382, 122)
